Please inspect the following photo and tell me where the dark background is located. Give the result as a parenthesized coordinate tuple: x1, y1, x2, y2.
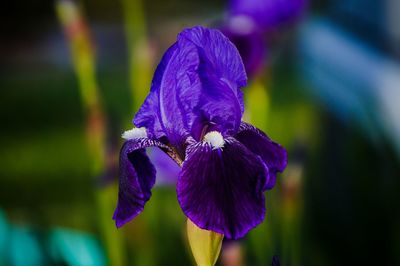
(1, 0, 399, 265)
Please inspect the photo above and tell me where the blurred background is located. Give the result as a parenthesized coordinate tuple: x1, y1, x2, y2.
(1, 0, 399, 265)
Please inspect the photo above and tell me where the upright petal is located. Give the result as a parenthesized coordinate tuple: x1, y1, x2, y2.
(157, 38, 200, 146)
(135, 26, 248, 147)
(177, 137, 267, 239)
(113, 138, 170, 227)
(235, 122, 287, 190)
(178, 26, 247, 95)
(173, 27, 247, 138)
(188, 74, 243, 139)
(134, 44, 179, 140)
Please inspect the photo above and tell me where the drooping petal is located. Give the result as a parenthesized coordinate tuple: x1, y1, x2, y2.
(134, 26, 248, 147)
(113, 138, 170, 228)
(177, 137, 267, 239)
(235, 122, 287, 190)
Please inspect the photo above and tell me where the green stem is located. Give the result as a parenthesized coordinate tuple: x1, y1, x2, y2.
(56, 2, 126, 265)
(122, 0, 153, 114)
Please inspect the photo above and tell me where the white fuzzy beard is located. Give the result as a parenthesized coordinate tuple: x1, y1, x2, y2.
(121, 127, 147, 140)
(203, 131, 225, 150)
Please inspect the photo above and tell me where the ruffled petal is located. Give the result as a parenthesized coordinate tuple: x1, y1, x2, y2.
(174, 26, 247, 138)
(235, 122, 287, 190)
(134, 26, 248, 146)
(113, 138, 170, 228)
(177, 137, 267, 239)
(178, 26, 247, 96)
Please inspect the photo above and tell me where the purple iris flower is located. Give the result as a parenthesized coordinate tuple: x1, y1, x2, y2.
(113, 26, 287, 239)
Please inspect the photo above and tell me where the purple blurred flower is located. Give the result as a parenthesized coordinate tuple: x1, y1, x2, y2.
(229, 0, 307, 32)
(222, 0, 307, 76)
(221, 17, 267, 78)
(113, 26, 287, 239)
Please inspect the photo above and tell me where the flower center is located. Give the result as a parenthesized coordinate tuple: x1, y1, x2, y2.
(121, 127, 147, 140)
(203, 131, 225, 150)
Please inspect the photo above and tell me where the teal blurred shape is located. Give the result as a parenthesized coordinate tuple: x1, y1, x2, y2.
(0, 210, 9, 265)
(48, 227, 106, 266)
(299, 18, 400, 155)
(9, 225, 46, 266)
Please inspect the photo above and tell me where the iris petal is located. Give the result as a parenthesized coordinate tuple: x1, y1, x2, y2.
(235, 122, 287, 190)
(134, 44, 179, 140)
(113, 138, 170, 228)
(177, 137, 266, 239)
(134, 26, 248, 146)
(178, 26, 247, 99)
